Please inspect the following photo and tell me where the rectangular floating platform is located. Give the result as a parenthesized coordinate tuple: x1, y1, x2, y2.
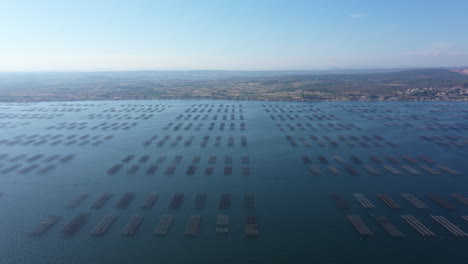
(450, 193, 468, 206)
(437, 165, 460, 175)
(208, 156, 216, 164)
(146, 164, 158, 175)
(350, 156, 363, 164)
(431, 215, 468, 237)
(345, 165, 359, 176)
(331, 194, 350, 210)
(347, 215, 373, 237)
(61, 213, 90, 236)
(402, 155, 418, 164)
(244, 193, 255, 210)
(91, 193, 113, 209)
(186, 165, 197, 175)
(363, 165, 380, 175)
(377, 193, 401, 209)
(141, 193, 158, 209)
(400, 165, 421, 175)
(216, 215, 229, 234)
(386, 156, 400, 164)
(66, 193, 88, 209)
(353, 193, 375, 209)
(333, 155, 346, 164)
(428, 194, 456, 210)
(401, 215, 435, 237)
(184, 215, 201, 237)
(308, 165, 320, 175)
(327, 165, 340, 175)
(122, 155, 135, 163)
(401, 194, 428, 209)
(30, 215, 62, 236)
(418, 165, 440, 175)
(37, 164, 57, 174)
(156, 156, 167, 163)
(117, 192, 136, 209)
(245, 216, 259, 236)
(107, 164, 123, 175)
(418, 155, 435, 164)
(369, 155, 383, 164)
(375, 216, 404, 237)
(90, 215, 117, 236)
(318, 156, 329, 164)
(121, 215, 143, 236)
(169, 192, 184, 209)
(383, 165, 402, 175)
(191, 156, 200, 164)
(205, 166, 214, 175)
(218, 193, 231, 210)
(165, 165, 176, 175)
(154, 214, 174, 236)
(126, 164, 140, 175)
(193, 193, 207, 209)
(224, 165, 232, 175)
(172, 155, 183, 164)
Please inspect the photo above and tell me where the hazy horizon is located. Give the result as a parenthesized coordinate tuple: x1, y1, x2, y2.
(1, 0, 468, 71)
(0, 66, 466, 74)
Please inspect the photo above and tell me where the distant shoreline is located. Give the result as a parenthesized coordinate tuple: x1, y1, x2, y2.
(1, 98, 467, 103)
(1, 69, 467, 102)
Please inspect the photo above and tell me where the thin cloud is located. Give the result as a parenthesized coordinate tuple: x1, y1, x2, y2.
(349, 13, 368, 19)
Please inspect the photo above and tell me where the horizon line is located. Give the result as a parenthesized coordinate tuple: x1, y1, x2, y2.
(0, 66, 466, 74)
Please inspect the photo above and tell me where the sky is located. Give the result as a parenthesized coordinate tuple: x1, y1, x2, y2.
(0, 0, 467, 71)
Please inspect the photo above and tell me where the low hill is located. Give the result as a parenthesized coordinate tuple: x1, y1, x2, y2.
(264, 69, 468, 81)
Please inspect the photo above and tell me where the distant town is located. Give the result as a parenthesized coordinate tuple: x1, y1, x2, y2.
(0, 68, 467, 102)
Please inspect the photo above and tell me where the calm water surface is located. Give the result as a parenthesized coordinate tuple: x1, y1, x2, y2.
(0, 100, 467, 263)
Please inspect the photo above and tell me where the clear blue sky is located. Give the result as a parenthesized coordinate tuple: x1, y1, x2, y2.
(1, 0, 467, 71)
